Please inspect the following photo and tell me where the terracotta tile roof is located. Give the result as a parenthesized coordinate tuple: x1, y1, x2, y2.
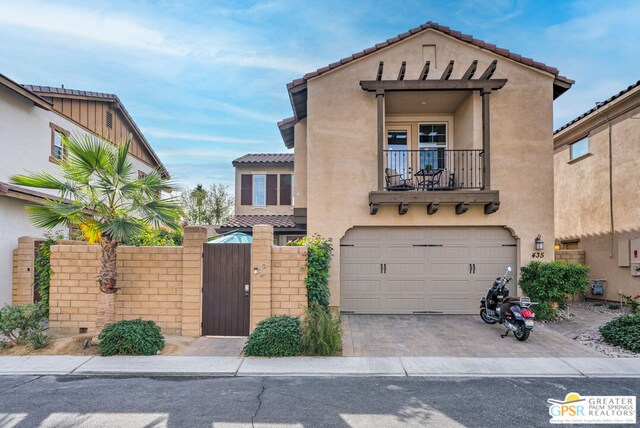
(22, 85, 118, 100)
(554, 80, 640, 134)
(232, 153, 294, 166)
(286, 21, 574, 91)
(219, 215, 298, 229)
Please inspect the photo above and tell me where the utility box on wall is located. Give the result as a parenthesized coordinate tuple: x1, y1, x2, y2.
(630, 239, 640, 277)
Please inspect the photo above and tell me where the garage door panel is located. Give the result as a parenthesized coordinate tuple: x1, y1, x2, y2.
(342, 298, 381, 312)
(342, 280, 380, 293)
(341, 226, 516, 314)
(383, 280, 425, 293)
(429, 279, 471, 293)
(383, 245, 425, 259)
(428, 247, 470, 259)
(342, 262, 382, 276)
(385, 263, 425, 275)
(341, 245, 381, 259)
(431, 261, 469, 275)
(383, 298, 425, 312)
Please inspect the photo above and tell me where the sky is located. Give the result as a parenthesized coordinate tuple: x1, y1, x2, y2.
(0, 0, 638, 190)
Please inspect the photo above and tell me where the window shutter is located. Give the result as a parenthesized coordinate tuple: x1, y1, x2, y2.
(266, 174, 278, 205)
(241, 174, 252, 205)
(280, 174, 292, 206)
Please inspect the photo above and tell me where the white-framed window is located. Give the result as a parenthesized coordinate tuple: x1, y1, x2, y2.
(418, 122, 447, 170)
(50, 123, 68, 162)
(570, 137, 589, 160)
(253, 174, 266, 206)
(291, 175, 295, 206)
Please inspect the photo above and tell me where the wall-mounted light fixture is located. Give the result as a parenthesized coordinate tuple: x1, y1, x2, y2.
(554, 244, 561, 251)
(535, 235, 544, 251)
(253, 267, 259, 274)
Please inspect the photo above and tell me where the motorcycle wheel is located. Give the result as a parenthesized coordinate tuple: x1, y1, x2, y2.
(480, 309, 498, 324)
(514, 322, 530, 341)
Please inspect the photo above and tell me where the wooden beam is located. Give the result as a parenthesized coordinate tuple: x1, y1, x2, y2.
(440, 60, 454, 80)
(461, 60, 478, 80)
(399, 202, 409, 215)
(455, 202, 470, 215)
(427, 202, 439, 215)
(369, 202, 379, 215)
(376, 90, 385, 190)
(419, 60, 430, 80)
(479, 60, 498, 80)
(369, 190, 499, 205)
(360, 79, 507, 92)
(397, 61, 406, 81)
(484, 201, 500, 214)
(376, 61, 384, 81)
(481, 90, 491, 190)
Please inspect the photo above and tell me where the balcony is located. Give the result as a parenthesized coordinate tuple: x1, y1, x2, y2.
(369, 148, 500, 215)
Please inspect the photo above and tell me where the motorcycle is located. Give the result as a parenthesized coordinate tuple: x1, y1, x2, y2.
(479, 266, 537, 341)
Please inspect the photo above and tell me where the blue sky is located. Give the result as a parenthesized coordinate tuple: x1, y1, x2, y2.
(1, 0, 638, 189)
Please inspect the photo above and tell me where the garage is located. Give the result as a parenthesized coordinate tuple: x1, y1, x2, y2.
(340, 226, 517, 314)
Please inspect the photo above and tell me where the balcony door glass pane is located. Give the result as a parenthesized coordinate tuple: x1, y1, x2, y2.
(419, 123, 446, 170)
(387, 130, 408, 178)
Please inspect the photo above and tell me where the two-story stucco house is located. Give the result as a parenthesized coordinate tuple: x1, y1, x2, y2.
(217, 153, 306, 245)
(276, 21, 573, 314)
(0, 72, 168, 305)
(554, 80, 640, 302)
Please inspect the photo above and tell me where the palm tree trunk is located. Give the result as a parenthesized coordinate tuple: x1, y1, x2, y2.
(95, 236, 118, 333)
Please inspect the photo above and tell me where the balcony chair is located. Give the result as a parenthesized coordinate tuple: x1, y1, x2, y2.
(385, 168, 415, 191)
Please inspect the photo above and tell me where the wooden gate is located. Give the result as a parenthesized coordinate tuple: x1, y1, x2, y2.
(202, 243, 251, 336)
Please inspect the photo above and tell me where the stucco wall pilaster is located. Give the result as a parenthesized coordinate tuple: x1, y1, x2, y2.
(181, 226, 207, 337)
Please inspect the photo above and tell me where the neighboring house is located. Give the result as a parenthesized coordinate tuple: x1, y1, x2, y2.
(0, 72, 168, 305)
(554, 80, 640, 302)
(276, 21, 573, 314)
(217, 153, 305, 245)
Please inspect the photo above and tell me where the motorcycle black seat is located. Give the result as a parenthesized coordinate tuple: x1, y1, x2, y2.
(503, 296, 520, 302)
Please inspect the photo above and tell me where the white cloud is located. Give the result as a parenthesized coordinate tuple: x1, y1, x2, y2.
(0, 1, 187, 56)
(145, 129, 264, 145)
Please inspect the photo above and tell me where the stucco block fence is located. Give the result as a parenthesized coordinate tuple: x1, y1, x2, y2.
(554, 249, 586, 265)
(12, 225, 307, 337)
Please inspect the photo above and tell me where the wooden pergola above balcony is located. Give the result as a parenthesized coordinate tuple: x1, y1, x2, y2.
(364, 59, 507, 195)
(369, 190, 500, 215)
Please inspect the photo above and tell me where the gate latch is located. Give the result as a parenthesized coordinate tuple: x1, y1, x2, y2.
(244, 284, 250, 297)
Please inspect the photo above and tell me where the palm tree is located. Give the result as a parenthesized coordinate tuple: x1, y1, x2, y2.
(10, 134, 182, 331)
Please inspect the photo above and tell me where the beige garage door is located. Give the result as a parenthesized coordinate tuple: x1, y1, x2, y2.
(340, 227, 517, 314)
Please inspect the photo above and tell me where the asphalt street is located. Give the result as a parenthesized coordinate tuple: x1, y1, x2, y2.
(0, 375, 638, 427)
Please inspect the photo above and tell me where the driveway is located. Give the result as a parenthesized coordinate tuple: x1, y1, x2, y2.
(342, 314, 602, 357)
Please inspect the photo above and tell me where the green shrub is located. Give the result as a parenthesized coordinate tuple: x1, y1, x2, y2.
(600, 315, 640, 353)
(289, 235, 333, 310)
(33, 232, 62, 314)
(301, 302, 342, 356)
(123, 226, 183, 246)
(0, 303, 47, 346)
(243, 316, 301, 357)
(28, 329, 51, 350)
(98, 319, 164, 356)
(519, 261, 589, 319)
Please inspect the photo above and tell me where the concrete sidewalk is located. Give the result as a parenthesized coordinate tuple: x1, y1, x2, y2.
(1, 355, 639, 377)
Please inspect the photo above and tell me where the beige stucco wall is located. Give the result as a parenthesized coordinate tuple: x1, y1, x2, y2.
(554, 97, 640, 300)
(293, 120, 308, 209)
(299, 29, 556, 306)
(234, 164, 295, 215)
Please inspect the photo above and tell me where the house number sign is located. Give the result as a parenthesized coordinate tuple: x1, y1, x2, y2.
(531, 252, 545, 259)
